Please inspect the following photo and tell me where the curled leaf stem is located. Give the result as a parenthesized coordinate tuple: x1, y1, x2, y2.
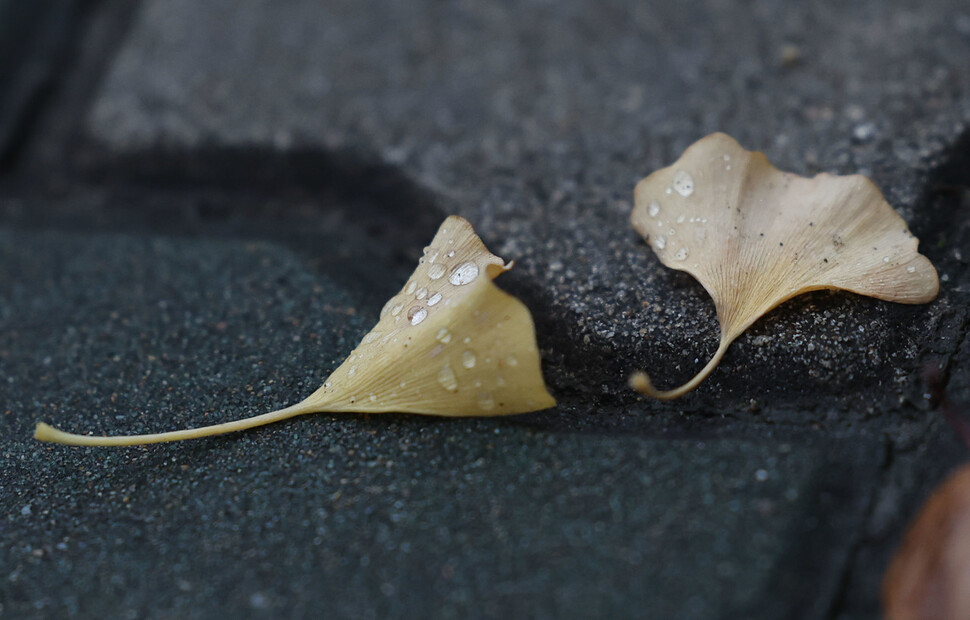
(629, 337, 731, 400)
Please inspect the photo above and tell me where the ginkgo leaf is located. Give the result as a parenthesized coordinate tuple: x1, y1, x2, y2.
(35, 216, 556, 446)
(629, 132, 939, 399)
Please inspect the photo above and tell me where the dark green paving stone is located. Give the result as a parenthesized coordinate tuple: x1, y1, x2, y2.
(4, 432, 883, 620)
(1, 227, 883, 619)
(0, 227, 371, 440)
(82, 0, 970, 412)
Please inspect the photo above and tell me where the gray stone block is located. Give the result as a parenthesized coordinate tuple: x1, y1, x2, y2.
(83, 0, 970, 416)
(0, 228, 885, 618)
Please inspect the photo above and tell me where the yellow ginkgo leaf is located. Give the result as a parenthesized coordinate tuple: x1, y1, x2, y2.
(35, 216, 556, 446)
(629, 132, 939, 400)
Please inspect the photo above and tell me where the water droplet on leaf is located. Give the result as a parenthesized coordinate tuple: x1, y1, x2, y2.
(408, 306, 428, 325)
(673, 170, 695, 197)
(450, 262, 479, 286)
(428, 264, 446, 280)
(437, 363, 458, 392)
(477, 392, 495, 411)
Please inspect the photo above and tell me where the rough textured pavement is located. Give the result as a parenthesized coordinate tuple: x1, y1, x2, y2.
(2, 1, 970, 618)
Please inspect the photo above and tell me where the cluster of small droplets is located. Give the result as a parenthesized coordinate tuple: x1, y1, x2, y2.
(427, 312, 523, 411)
(353, 232, 510, 413)
(642, 173, 717, 262)
(380, 244, 488, 334)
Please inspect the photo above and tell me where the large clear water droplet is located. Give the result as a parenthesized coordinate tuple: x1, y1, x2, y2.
(427, 292, 442, 306)
(673, 170, 695, 197)
(450, 262, 479, 286)
(415, 287, 428, 300)
(405, 281, 417, 294)
(461, 350, 477, 369)
(436, 328, 452, 344)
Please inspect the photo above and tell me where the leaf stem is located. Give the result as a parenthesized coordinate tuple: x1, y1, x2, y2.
(34, 401, 317, 447)
(629, 337, 731, 400)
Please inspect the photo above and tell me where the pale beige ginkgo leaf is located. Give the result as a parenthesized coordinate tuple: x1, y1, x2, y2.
(35, 216, 556, 446)
(629, 132, 939, 400)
